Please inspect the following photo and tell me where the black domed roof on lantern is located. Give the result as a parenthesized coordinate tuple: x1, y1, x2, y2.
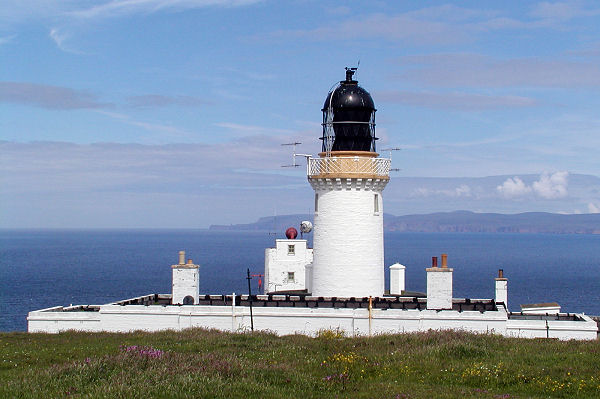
(322, 73, 375, 111)
(321, 68, 377, 153)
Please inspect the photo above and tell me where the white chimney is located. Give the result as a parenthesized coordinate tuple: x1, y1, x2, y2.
(389, 263, 406, 295)
(495, 269, 508, 310)
(172, 251, 200, 305)
(426, 254, 453, 310)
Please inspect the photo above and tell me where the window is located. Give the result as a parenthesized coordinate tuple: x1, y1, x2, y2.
(314, 193, 319, 212)
(287, 272, 295, 282)
(287, 244, 295, 255)
(374, 194, 379, 213)
(183, 295, 194, 305)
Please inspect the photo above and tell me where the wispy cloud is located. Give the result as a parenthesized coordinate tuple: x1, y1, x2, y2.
(260, 11, 472, 45)
(411, 184, 474, 198)
(530, 1, 600, 22)
(68, 0, 263, 20)
(254, 3, 599, 46)
(126, 94, 210, 108)
(0, 35, 15, 45)
(0, 82, 111, 110)
(397, 53, 600, 88)
(0, 81, 215, 114)
(215, 122, 294, 135)
(95, 110, 193, 138)
(375, 90, 537, 110)
(49, 27, 85, 54)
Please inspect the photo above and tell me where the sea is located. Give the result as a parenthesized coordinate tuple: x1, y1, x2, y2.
(1, 229, 599, 332)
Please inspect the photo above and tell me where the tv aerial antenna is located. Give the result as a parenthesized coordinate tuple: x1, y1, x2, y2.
(380, 147, 402, 172)
(281, 142, 311, 168)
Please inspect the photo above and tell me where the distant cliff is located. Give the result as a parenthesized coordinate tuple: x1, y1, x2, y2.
(210, 211, 600, 234)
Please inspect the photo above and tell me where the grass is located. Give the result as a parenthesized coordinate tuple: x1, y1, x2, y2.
(1, 328, 599, 398)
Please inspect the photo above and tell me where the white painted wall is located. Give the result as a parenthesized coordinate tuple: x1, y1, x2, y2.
(427, 268, 453, 310)
(305, 263, 313, 293)
(27, 301, 597, 340)
(506, 314, 597, 340)
(521, 305, 561, 315)
(264, 239, 313, 293)
(310, 178, 388, 298)
(389, 263, 406, 295)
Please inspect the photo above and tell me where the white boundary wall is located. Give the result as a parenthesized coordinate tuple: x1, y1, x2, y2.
(27, 300, 597, 340)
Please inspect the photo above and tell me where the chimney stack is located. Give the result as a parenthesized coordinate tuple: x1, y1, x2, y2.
(172, 250, 200, 305)
(495, 269, 508, 310)
(426, 254, 453, 310)
(389, 263, 406, 295)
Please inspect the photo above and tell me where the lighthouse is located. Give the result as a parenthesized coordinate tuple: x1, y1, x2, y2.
(308, 68, 391, 298)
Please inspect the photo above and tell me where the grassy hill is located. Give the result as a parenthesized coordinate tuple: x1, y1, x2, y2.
(1, 329, 599, 398)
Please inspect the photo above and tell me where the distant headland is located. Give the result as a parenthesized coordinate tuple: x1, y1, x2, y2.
(209, 210, 600, 234)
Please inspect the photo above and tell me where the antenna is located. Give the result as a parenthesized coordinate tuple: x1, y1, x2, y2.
(380, 147, 402, 172)
(281, 142, 311, 168)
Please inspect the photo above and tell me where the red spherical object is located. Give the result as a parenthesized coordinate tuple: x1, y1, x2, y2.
(285, 227, 298, 239)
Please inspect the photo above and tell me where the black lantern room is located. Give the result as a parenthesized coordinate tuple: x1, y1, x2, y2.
(321, 68, 377, 153)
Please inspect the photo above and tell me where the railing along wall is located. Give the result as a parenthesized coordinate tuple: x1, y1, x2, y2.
(308, 156, 390, 178)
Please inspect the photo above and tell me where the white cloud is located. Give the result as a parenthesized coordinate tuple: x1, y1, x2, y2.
(454, 184, 472, 197)
(375, 90, 537, 110)
(532, 171, 569, 199)
(411, 184, 473, 198)
(0, 81, 111, 109)
(126, 94, 209, 108)
(69, 0, 263, 20)
(398, 53, 600, 88)
(260, 11, 472, 45)
(530, 1, 600, 21)
(497, 172, 569, 199)
(496, 177, 532, 198)
(49, 27, 84, 54)
(95, 110, 193, 139)
(0, 35, 15, 45)
(0, 138, 310, 228)
(214, 122, 294, 135)
(588, 202, 600, 213)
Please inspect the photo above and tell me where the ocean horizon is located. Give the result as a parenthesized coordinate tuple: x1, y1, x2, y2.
(1, 229, 599, 332)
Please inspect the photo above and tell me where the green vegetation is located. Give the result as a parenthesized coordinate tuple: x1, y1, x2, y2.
(1, 329, 599, 398)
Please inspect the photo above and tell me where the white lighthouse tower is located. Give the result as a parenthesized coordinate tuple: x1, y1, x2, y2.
(308, 68, 391, 298)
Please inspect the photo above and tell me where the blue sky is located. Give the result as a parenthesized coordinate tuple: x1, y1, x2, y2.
(1, 0, 600, 228)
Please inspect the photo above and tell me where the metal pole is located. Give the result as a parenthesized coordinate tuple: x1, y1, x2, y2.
(247, 268, 254, 332)
(368, 296, 373, 337)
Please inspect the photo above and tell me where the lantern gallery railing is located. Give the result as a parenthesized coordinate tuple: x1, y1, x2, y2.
(308, 156, 391, 178)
